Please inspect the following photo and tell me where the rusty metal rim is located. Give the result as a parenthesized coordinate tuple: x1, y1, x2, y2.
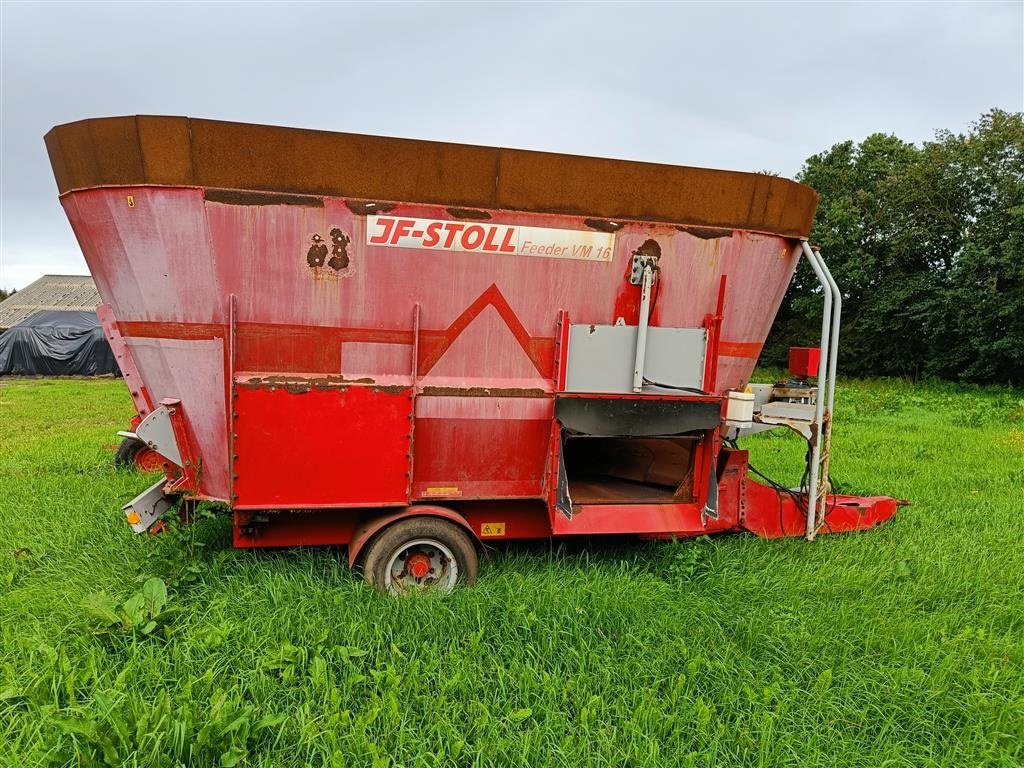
(384, 538, 459, 594)
(45, 115, 818, 238)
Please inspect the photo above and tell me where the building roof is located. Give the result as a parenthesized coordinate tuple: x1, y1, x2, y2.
(0, 275, 100, 331)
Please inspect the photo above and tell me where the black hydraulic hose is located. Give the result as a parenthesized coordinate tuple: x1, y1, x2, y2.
(642, 378, 708, 396)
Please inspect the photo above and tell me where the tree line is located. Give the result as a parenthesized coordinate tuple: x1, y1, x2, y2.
(765, 109, 1023, 385)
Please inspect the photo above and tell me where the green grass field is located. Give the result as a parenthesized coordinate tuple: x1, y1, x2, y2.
(1, 377, 1022, 767)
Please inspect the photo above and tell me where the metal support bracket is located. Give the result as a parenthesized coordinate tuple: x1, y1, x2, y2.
(122, 478, 175, 534)
(135, 403, 184, 467)
(629, 253, 658, 286)
(134, 398, 201, 494)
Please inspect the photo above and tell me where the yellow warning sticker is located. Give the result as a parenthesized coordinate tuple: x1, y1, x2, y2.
(424, 486, 461, 497)
(480, 523, 506, 537)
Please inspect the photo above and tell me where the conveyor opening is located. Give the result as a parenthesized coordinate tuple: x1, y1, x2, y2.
(562, 436, 698, 505)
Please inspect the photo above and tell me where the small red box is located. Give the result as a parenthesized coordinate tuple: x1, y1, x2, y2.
(788, 347, 821, 379)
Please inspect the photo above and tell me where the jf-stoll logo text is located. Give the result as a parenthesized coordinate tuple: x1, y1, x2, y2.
(366, 216, 614, 262)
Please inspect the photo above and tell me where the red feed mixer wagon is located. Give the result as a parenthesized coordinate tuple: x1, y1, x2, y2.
(45, 116, 900, 592)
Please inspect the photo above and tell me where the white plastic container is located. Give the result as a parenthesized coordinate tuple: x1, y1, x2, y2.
(725, 390, 755, 428)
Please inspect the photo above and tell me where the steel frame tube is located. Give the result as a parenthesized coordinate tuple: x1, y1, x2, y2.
(807, 247, 842, 519)
(801, 240, 831, 540)
(809, 248, 841, 414)
(632, 265, 654, 392)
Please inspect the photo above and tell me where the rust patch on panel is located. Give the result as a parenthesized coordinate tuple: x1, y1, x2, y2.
(446, 207, 492, 220)
(634, 239, 662, 259)
(306, 235, 328, 268)
(327, 227, 351, 271)
(306, 228, 352, 272)
(584, 218, 624, 233)
(345, 199, 396, 215)
(204, 188, 323, 207)
(420, 386, 548, 398)
(237, 375, 412, 396)
(677, 225, 732, 240)
(45, 116, 818, 237)
(240, 374, 373, 392)
(238, 378, 412, 396)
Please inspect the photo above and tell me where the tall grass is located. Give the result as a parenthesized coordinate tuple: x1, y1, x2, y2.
(0, 377, 1021, 767)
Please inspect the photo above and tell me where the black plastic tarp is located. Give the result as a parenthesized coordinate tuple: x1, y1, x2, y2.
(0, 310, 120, 376)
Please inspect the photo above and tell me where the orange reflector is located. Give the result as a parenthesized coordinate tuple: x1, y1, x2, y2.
(126, 511, 141, 525)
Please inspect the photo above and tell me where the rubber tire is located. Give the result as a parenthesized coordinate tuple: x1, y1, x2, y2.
(361, 516, 478, 592)
(114, 437, 165, 472)
(114, 437, 144, 470)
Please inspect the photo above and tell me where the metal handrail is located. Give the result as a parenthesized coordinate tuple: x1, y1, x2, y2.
(801, 240, 832, 540)
(810, 247, 842, 415)
(807, 247, 842, 522)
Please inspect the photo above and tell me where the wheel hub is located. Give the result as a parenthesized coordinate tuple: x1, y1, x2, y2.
(406, 551, 431, 579)
(385, 538, 458, 593)
(135, 448, 165, 472)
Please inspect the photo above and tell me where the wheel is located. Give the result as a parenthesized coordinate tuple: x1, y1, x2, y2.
(114, 437, 165, 472)
(361, 517, 478, 594)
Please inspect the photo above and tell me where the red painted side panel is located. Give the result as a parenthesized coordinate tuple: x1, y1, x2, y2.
(125, 338, 231, 499)
(458, 500, 554, 540)
(233, 384, 413, 508)
(411, 396, 551, 500)
(62, 188, 224, 324)
(234, 509, 359, 548)
(551, 502, 707, 536)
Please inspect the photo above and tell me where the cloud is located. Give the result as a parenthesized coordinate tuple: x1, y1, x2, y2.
(1, 1, 1021, 289)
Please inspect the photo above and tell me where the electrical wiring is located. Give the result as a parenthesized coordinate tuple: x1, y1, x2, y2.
(726, 436, 842, 534)
(642, 378, 708, 396)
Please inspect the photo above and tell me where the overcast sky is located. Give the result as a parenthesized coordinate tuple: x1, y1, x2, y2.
(1, 1, 1021, 290)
